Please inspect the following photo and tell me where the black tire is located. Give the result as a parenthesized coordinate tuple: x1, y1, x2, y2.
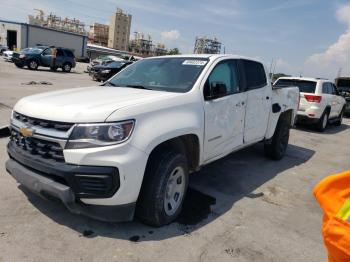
(136, 149, 189, 227)
(28, 60, 38, 70)
(316, 110, 329, 132)
(334, 108, 344, 126)
(15, 63, 24, 68)
(62, 63, 72, 72)
(264, 118, 290, 160)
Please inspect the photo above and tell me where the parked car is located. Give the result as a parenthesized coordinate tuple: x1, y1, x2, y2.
(274, 77, 346, 131)
(0, 45, 9, 55)
(335, 77, 350, 115)
(5, 55, 299, 226)
(87, 55, 124, 73)
(3, 50, 13, 62)
(90, 60, 133, 82)
(12, 46, 76, 72)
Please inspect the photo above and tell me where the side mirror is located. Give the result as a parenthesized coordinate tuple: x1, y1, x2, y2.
(205, 81, 227, 100)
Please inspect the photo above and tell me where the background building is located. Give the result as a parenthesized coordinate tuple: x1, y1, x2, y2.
(194, 36, 222, 54)
(0, 19, 87, 58)
(28, 9, 86, 35)
(108, 8, 131, 51)
(88, 23, 109, 47)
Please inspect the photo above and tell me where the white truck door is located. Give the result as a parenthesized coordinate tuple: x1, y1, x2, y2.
(203, 59, 247, 161)
(241, 60, 270, 143)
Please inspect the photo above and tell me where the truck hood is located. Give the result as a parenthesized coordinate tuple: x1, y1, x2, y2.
(14, 86, 180, 123)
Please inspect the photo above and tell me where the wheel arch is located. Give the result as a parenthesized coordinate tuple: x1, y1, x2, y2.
(145, 134, 201, 174)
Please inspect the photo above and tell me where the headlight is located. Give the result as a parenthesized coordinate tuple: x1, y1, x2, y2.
(101, 69, 111, 74)
(66, 120, 135, 149)
(19, 54, 26, 59)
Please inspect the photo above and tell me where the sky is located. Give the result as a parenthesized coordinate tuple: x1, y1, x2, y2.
(1, 0, 350, 79)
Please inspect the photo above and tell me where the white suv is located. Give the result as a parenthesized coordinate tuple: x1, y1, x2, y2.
(274, 77, 346, 131)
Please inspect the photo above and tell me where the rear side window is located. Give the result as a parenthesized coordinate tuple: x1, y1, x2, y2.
(56, 49, 64, 57)
(242, 60, 267, 90)
(64, 50, 75, 58)
(275, 79, 316, 93)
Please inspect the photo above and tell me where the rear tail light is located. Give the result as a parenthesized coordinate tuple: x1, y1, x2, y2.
(304, 94, 322, 103)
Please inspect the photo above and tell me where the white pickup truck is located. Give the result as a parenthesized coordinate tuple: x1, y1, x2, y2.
(5, 55, 299, 226)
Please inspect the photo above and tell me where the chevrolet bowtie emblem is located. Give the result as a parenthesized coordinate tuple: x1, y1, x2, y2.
(19, 127, 34, 137)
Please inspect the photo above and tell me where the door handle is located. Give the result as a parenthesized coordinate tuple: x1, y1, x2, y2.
(235, 103, 241, 107)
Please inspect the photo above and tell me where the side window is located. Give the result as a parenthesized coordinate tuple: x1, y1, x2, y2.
(322, 83, 330, 94)
(242, 60, 267, 90)
(331, 83, 338, 95)
(65, 50, 75, 58)
(42, 48, 52, 56)
(56, 49, 64, 57)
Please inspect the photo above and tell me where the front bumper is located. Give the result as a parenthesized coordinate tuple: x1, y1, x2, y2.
(7, 142, 120, 199)
(6, 158, 135, 222)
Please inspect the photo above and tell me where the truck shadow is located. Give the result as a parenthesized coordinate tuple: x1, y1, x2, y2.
(20, 143, 315, 242)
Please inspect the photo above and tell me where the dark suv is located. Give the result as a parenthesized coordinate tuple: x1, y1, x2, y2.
(12, 46, 76, 72)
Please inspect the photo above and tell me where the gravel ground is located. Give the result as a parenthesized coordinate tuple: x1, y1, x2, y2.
(1, 58, 349, 262)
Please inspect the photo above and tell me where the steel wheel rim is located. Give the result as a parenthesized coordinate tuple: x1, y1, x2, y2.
(164, 166, 186, 216)
(322, 114, 328, 129)
(30, 61, 37, 68)
(64, 64, 71, 71)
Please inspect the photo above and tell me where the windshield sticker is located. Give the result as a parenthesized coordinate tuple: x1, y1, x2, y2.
(182, 60, 207, 66)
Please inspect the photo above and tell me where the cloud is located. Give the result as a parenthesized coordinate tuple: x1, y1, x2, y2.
(161, 30, 180, 40)
(303, 3, 350, 78)
(337, 3, 350, 27)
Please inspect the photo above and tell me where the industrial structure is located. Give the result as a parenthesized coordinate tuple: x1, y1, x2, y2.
(28, 10, 86, 35)
(129, 32, 152, 56)
(194, 36, 222, 54)
(108, 8, 131, 51)
(0, 19, 87, 58)
(129, 32, 167, 57)
(88, 23, 109, 47)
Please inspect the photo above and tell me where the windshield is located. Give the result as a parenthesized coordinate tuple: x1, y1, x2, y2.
(275, 79, 317, 93)
(107, 57, 208, 92)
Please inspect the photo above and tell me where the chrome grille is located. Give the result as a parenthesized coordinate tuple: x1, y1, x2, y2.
(10, 129, 65, 162)
(13, 112, 73, 132)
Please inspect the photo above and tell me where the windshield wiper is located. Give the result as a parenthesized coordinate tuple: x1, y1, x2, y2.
(126, 85, 151, 90)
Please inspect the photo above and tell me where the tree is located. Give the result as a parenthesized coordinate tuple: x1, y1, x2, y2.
(167, 48, 181, 55)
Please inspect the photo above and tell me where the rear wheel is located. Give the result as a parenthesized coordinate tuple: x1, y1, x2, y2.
(316, 110, 329, 132)
(264, 118, 290, 160)
(335, 108, 344, 126)
(62, 63, 72, 72)
(28, 60, 38, 70)
(136, 149, 188, 226)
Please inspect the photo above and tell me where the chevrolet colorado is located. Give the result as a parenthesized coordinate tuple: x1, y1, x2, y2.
(5, 54, 299, 226)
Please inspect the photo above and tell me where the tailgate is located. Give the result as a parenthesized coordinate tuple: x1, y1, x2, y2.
(298, 92, 311, 111)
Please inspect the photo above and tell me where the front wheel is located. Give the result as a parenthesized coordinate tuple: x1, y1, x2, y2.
(28, 60, 38, 70)
(15, 63, 24, 68)
(136, 149, 188, 226)
(264, 118, 290, 160)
